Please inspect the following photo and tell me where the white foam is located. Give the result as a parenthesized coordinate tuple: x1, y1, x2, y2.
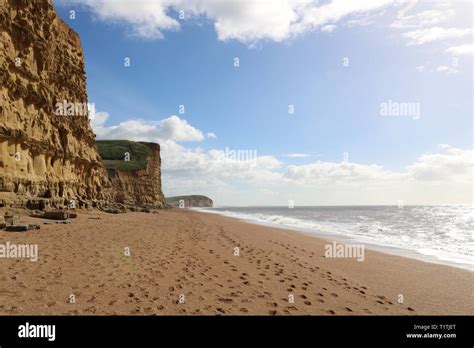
(196, 207, 474, 271)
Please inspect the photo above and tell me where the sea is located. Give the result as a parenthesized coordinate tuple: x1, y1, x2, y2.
(196, 205, 473, 271)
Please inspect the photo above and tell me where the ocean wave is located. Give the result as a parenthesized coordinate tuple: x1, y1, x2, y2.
(197, 206, 474, 271)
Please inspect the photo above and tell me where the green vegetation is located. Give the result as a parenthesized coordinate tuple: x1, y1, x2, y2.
(96, 140, 151, 175)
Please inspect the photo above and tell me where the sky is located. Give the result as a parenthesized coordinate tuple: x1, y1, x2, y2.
(53, 0, 473, 206)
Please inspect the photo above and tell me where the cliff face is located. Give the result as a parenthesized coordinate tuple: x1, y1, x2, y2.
(0, 0, 112, 207)
(166, 195, 214, 208)
(0, 1, 167, 210)
(97, 141, 166, 208)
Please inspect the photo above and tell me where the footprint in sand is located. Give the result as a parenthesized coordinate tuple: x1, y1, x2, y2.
(218, 298, 233, 304)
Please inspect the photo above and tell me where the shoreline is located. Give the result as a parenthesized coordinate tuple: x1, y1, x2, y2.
(0, 209, 472, 315)
(193, 207, 474, 272)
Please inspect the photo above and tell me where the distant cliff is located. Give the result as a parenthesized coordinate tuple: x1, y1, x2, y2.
(166, 195, 213, 208)
(97, 140, 166, 208)
(0, 0, 112, 208)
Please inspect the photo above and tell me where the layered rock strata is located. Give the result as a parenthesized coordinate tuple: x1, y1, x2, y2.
(97, 141, 166, 208)
(0, 0, 112, 208)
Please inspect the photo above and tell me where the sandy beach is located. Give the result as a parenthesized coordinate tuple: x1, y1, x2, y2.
(0, 209, 472, 315)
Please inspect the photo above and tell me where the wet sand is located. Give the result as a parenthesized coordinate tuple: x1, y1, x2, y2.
(0, 209, 472, 315)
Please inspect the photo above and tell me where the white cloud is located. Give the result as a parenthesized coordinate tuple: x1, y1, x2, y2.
(157, 116, 205, 141)
(89, 109, 110, 129)
(435, 65, 459, 75)
(406, 145, 473, 182)
(161, 141, 283, 186)
(321, 24, 337, 33)
(91, 113, 204, 142)
(207, 132, 217, 139)
(299, 0, 394, 27)
(193, 0, 302, 43)
(390, 2, 471, 68)
(90, 111, 473, 205)
(446, 44, 474, 56)
(284, 153, 310, 158)
(344, 7, 387, 28)
(58, 0, 471, 70)
(283, 161, 402, 184)
(165, 141, 472, 205)
(63, 0, 180, 39)
(289, 0, 395, 37)
(60, 0, 396, 44)
(391, 7, 455, 29)
(403, 27, 473, 46)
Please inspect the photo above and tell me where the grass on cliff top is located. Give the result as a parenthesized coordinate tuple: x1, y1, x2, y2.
(97, 140, 151, 174)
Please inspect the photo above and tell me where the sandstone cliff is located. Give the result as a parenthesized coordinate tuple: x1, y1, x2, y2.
(97, 140, 166, 208)
(166, 195, 214, 208)
(0, 0, 113, 208)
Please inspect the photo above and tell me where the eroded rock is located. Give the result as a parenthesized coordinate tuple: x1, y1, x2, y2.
(43, 211, 69, 220)
(5, 224, 28, 232)
(0, 0, 112, 205)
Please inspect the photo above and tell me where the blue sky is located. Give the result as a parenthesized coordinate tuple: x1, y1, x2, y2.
(53, 0, 473, 205)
